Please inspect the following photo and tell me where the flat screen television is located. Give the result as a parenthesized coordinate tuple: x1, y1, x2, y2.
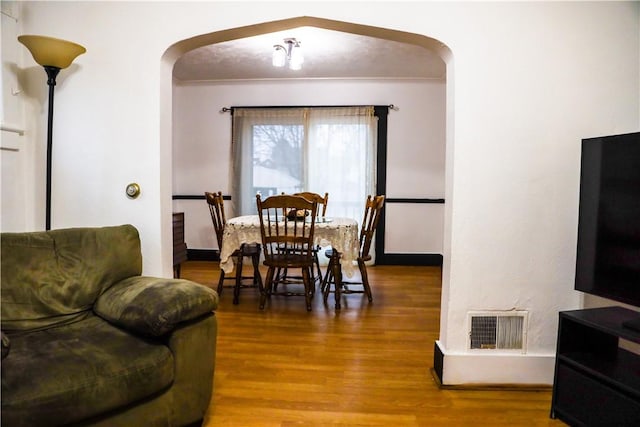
(574, 132, 640, 331)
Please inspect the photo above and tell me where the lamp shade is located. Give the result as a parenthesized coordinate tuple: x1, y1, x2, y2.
(18, 35, 86, 69)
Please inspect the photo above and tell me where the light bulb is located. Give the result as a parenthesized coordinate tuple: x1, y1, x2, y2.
(289, 46, 304, 70)
(272, 45, 286, 67)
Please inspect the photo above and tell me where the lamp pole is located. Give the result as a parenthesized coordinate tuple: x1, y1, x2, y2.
(18, 35, 85, 230)
(44, 66, 61, 231)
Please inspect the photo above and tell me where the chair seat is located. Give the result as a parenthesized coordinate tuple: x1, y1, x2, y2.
(264, 253, 313, 267)
(235, 242, 261, 256)
(325, 248, 371, 263)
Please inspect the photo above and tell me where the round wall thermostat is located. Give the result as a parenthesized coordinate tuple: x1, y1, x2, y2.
(126, 183, 141, 199)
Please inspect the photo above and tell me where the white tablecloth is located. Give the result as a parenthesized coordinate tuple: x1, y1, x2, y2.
(220, 215, 359, 277)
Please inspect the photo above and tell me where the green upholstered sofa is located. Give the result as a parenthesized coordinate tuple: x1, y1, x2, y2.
(1, 225, 219, 427)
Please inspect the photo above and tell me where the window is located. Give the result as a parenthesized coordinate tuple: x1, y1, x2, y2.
(231, 107, 377, 220)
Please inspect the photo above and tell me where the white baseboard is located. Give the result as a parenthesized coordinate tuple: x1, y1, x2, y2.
(434, 340, 556, 385)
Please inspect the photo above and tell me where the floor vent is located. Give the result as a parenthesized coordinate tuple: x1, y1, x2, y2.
(468, 311, 528, 352)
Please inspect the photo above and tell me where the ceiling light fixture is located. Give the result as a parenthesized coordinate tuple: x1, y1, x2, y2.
(272, 38, 303, 70)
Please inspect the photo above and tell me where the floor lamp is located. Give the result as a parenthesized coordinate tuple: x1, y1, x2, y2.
(18, 35, 86, 231)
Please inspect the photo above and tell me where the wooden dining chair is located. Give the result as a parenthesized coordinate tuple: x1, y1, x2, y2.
(321, 195, 385, 308)
(256, 194, 318, 311)
(205, 191, 262, 304)
(274, 192, 328, 286)
(294, 192, 329, 217)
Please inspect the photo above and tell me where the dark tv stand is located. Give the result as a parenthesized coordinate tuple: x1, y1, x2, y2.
(622, 317, 640, 333)
(551, 306, 640, 426)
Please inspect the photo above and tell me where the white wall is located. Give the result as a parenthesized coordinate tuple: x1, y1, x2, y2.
(5, 1, 639, 385)
(1, 2, 31, 231)
(436, 1, 639, 384)
(172, 79, 446, 253)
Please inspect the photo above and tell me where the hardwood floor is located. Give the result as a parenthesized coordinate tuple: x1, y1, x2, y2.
(180, 261, 564, 426)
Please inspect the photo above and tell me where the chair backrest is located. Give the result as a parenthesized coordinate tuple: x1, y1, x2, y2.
(359, 195, 386, 259)
(293, 192, 329, 217)
(205, 191, 226, 249)
(256, 194, 318, 263)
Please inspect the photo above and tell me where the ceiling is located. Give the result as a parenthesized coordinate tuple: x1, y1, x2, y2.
(173, 27, 446, 82)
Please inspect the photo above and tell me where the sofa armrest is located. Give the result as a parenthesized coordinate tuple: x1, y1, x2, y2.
(94, 276, 219, 337)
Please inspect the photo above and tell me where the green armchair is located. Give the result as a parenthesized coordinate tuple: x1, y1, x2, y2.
(1, 225, 218, 427)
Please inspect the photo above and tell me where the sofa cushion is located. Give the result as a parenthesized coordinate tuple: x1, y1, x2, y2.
(95, 276, 219, 336)
(1, 225, 142, 333)
(1, 315, 173, 427)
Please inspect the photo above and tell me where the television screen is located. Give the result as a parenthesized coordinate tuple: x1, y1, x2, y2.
(574, 132, 640, 307)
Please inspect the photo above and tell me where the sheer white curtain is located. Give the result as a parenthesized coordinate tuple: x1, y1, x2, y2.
(231, 106, 377, 220)
(305, 106, 377, 220)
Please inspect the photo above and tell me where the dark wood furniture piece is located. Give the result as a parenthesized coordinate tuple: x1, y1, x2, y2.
(551, 306, 640, 426)
(205, 191, 262, 304)
(172, 212, 188, 278)
(256, 194, 318, 311)
(322, 194, 385, 309)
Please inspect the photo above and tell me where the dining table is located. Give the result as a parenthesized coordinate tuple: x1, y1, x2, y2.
(219, 215, 360, 305)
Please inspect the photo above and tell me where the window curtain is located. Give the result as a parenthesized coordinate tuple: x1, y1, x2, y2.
(305, 106, 377, 220)
(230, 108, 305, 216)
(230, 106, 377, 221)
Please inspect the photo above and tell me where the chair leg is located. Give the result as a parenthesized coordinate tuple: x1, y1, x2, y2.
(322, 257, 334, 302)
(233, 255, 244, 305)
(330, 252, 343, 310)
(358, 259, 373, 302)
(260, 267, 275, 310)
(273, 267, 286, 291)
(302, 267, 313, 311)
(251, 253, 263, 293)
(313, 250, 323, 285)
(275, 266, 293, 290)
(309, 265, 316, 297)
(217, 268, 226, 296)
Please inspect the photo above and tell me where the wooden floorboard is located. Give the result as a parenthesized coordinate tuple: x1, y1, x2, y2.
(179, 261, 564, 426)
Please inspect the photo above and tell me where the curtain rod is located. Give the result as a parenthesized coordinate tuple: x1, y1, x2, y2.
(220, 104, 397, 113)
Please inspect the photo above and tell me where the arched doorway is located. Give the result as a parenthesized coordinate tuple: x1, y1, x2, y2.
(160, 17, 453, 310)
